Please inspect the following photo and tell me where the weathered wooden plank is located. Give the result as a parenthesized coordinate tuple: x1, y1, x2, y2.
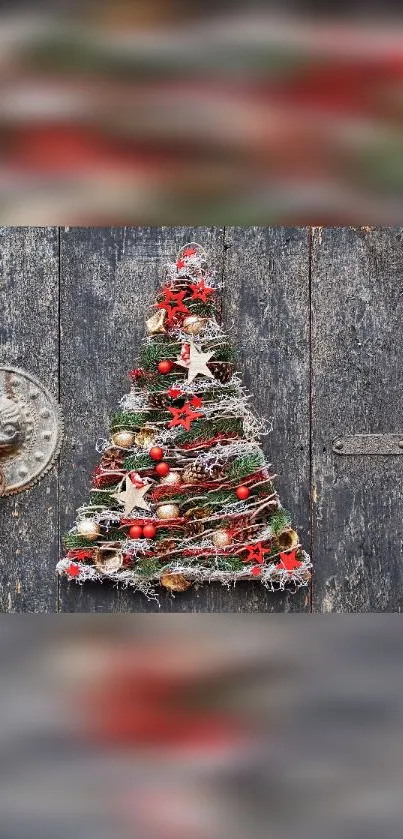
(0, 227, 59, 612)
(311, 227, 403, 612)
(223, 227, 311, 612)
(58, 226, 226, 612)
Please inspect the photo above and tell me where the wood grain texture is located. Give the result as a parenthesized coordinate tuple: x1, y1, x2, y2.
(223, 227, 311, 612)
(311, 227, 403, 612)
(58, 226, 226, 612)
(0, 227, 59, 612)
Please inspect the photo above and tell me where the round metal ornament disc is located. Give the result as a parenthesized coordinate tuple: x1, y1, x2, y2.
(0, 366, 63, 496)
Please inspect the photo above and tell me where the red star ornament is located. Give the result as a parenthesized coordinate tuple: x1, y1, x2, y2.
(168, 401, 204, 432)
(176, 247, 197, 270)
(67, 562, 80, 578)
(168, 387, 183, 399)
(242, 542, 270, 565)
(278, 550, 303, 573)
(251, 565, 262, 577)
(189, 279, 214, 303)
(191, 395, 203, 408)
(157, 286, 190, 323)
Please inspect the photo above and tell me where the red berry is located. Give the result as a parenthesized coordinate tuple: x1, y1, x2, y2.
(236, 485, 250, 500)
(158, 360, 173, 374)
(150, 446, 164, 461)
(143, 523, 157, 539)
(155, 462, 170, 477)
(129, 525, 143, 539)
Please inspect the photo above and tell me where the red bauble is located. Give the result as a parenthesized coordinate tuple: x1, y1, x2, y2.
(150, 446, 164, 461)
(129, 525, 143, 539)
(155, 462, 170, 477)
(143, 523, 157, 539)
(236, 485, 250, 500)
(158, 360, 173, 374)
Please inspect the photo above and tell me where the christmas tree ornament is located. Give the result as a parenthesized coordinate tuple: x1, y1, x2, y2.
(112, 474, 151, 515)
(58, 243, 311, 596)
(157, 286, 190, 323)
(76, 519, 101, 541)
(277, 528, 300, 551)
(212, 529, 232, 549)
(146, 310, 167, 335)
(100, 448, 125, 470)
(160, 470, 182, 487)
(182, 315, 208, 336)
(236, 485, 251, 500)
(188, 278, 214, 302)
(135, 426, 158, 449)
(94, 547, 124, 574)
(129, 524, 144, 539)
(168, 401, 204, 431)
(176, 341, 215, 384)
(158, 360, 174, 375)
(161, 574, 192, 592)
(143, 523, 157, 539)
(112, 430, 136, 449)
(156, 503, 180, 520)
(155, 462, 170, 477)
(278, 550, 303, 573)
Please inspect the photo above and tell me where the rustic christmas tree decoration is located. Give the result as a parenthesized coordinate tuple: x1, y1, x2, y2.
(76, 519, 101, 541)
(94, 547, 124, 574)
(161, 574, 192, 592)
(112, 430, 136, 449)
(212, 529, 232, 548)
(157, 503, 181, 520)
(182, 315, 208, 336)
(135, 426, 158, 449)
(112, 474, 152, 515)
(160, 470, 182, 487)
(58, 244, 311, 596)
(146, 309, 167, 335)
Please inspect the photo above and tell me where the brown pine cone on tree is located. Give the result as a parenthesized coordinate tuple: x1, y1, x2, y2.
(100, 448, 125, 470)
(208, 361, 233, 384)
(182, 462, 224, 484)
(149, 391, 169, 410)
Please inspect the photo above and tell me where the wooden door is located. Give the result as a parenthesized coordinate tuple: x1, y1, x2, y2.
(0, 226, 400, 612)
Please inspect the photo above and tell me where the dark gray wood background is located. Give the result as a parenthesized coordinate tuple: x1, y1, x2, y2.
(0, 226, 401, 612)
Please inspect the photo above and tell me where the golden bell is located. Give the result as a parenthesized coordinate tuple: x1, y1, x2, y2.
(135, 425, 158, 449)
(161, 573, 192, 592)
(157, 503, 181, 520)
(212, 529, 232, 549)
(160, 470, 182, 487)
(94, 547, 123, 574)
(182, 315, 207, 336)
(146, 310, 167, 335)
(112, 430, 136, 449)
(76, 519, 101, 541)
(277, 528, 300, 550)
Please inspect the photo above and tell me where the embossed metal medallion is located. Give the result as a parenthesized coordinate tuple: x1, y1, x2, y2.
(0, 366, 63, 495)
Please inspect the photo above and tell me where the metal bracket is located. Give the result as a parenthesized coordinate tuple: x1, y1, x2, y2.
(333, 434, 403, 456)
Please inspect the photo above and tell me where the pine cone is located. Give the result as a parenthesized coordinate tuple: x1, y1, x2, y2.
(184, 506, 210, 536)
(182, 462, 208, 483)
(208, 361, 233, 384)
(100, 447, 125, 470)
(149, 391, 169, 410)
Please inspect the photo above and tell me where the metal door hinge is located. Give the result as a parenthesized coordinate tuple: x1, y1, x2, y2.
(333, 434, 403, 456)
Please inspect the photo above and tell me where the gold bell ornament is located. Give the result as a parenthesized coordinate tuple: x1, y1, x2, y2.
(182, 315, 208, 336)
(94, 546, 124, 573)
(212, 529, 232, 549)
(112, 430, 136, 449)
(135, 425, 158, 449)
(161, 574, 192, 592)
(146, 310, 167, 336)
(76, 519, 101, 541)
(160, 470, 182, 487)
(156, 503, 181, 520)
(277, 528, 300, 551)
